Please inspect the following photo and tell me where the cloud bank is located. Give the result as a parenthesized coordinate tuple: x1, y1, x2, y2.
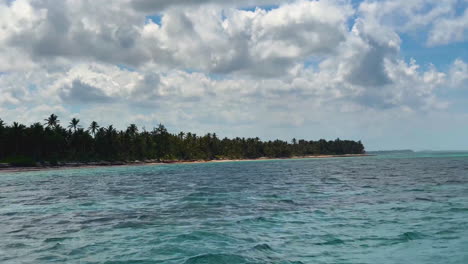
(0, 0, 467, 150)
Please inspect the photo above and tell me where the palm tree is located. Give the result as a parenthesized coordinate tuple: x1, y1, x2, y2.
(0, 118, 4, 129)
(12, 122, 26, 131)
(105, 125, 116, 136)
(127, 124, 138, 137)
(68, 118, 80, 132)
(12, 122, 26, 155)
(88, 121, 99, 136)
(178, 131, 185, 140)
(44, 114, 59, 128)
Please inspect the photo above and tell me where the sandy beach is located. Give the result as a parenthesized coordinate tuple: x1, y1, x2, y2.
(0, 154, 372, 173)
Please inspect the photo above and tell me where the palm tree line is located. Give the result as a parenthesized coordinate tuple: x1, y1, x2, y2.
(0, 114, 365, 166)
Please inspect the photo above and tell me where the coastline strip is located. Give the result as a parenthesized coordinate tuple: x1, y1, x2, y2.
(0, 154, 372, 173)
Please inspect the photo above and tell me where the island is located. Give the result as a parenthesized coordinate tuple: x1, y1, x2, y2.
(0, 114, 366, 169)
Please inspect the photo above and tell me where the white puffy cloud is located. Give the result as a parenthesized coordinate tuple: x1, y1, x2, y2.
(0, 0, 353, 75)
(0, 0, 148, 70)
(140, 0, 353, 76)
(358, 0, 467, 46)
(449, 59, 468, 87)
(428, 8, 468, 45)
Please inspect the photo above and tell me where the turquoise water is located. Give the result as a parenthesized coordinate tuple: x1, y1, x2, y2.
(1, 153, 467, 263)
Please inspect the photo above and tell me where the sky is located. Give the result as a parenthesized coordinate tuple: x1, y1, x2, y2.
(0, 0, 467, 151)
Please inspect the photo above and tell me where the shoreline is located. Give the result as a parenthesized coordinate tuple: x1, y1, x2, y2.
(0, 154, 372, 173)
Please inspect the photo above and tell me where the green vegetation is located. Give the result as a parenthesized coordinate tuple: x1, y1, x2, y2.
(0, 115, 365, 165)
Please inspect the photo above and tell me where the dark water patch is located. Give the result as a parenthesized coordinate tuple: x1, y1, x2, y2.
(3, 211, 19, 216)
(236, 216, 272, 224)
(398, 231, 426, 241)
(415, 197, 435, 202)
(114, 221, 151, 229)
(173, 231, 239, 244)
(279, 199, 296, 204)
(313, 209, 327, 215)
(79, 202, 95, 206)
(316, 235, 345, 246)
(316, 238, 345, 245)
(390, 207, 415, 212)
(103, 260, 156, 264)
(55, 220, 71, 225)
(47, 242, 65, 251)
(44, 237, 72, 243)
(252, 243, 274, 252)
(7, 228, 25, 234)
(174, 233, 202, 241)
(67, 193, 89, 199)
(448, 207, 468, 212)
(35, 255, 68, 262)
(184, 253, 252, 264)
(437, 236, 460, 240)
(5, 242, 28, 248)
(182, 192, 212, 201)
(80, 217, 115, 225)
(67, 244, 100, 256)
(435, 228, 459, 235)
(444, 179, 464, 183)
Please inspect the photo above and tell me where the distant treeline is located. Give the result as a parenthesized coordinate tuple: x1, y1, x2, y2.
(0, 115, 365, 166)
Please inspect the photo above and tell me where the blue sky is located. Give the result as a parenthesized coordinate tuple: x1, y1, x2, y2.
(0, 0, 467, 151)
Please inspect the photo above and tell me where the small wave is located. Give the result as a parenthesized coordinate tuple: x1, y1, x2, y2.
(444, 180, 463, 184)
(44, 237, 71, 243)
(313, 209, 326, 215)
(103, 260, 154, 264)
(55, 220, 71, 225)
(174, 231, 237, 243)
(279, 199, 296, 204)
(435, 229, 457, 235)
(67, 193, 88, 199)
(5, 243, 27, 249)
(47, 243, 64, 251)
(35, 255, 67, 262)
(7, 228, 24, 234)
(237, 216, 271, 224)
(184, 253, 252, 264)
(449, 207, 468, 212)
(415, 197, 434, 202)
(399, 231, 426, 241)
(316, 238, 345, 245)
(3, 211, 19, 216)
(182, 192, 211, 201)
(316, 234, 345, 245)
(67, 244, 96, 256)
(253, 243, 273, 251)
(390, 207, 413, 212)
(80, 217, 114, 224)
(409, 188, 425, 192)
(113, 221, 149, 229)
(79, 202, 95, 206)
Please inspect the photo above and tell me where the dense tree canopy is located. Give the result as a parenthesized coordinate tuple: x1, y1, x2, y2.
(0, 115, 365, 166)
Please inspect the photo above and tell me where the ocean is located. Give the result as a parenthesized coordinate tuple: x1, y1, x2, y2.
(1, 152, 467, 263)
